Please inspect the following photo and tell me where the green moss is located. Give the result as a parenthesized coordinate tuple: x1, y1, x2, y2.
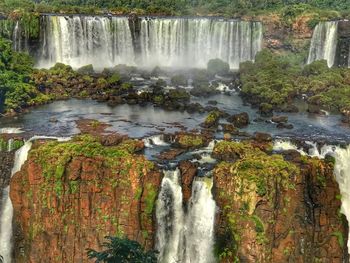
(171, 75, 187, 86)
(77, 64, 94, 75)
(168, 88, 190, 101)
(214, 141, 299, 259)
(107, 73, 121, 85)
(213, 141, 255, 159)
(30, 135, 154, 200)
(144, 183, 157, 215)
(332, 231, 345, 248)
(153, 95, 164, 104)
(178, 134, 204, 148)
(203, 110, 221, 127)
(241, 50, 350, 113)
(207, 58, 230, 76)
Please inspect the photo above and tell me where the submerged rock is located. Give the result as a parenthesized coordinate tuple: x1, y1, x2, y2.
(271, 115, 288, 123)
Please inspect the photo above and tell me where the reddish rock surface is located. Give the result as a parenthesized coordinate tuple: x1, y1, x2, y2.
(179, 161, 197, 203)
(157, 148, 185, 160)
(214, 150, 347, 263)
(10, 142, 162, 263)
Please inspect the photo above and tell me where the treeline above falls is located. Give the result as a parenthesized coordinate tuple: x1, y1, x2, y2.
(1, 15, 350, 69)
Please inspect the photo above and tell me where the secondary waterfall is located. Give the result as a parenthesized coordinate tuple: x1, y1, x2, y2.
(0, 136, 70, 262)
(37, 15, 262, 69)
(0, 140, 33, 263)
(156, 169, 216, 263)
(307, 21, 338, 67)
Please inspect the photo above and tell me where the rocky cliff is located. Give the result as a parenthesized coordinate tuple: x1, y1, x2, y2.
(213, 141, 348, 262)
(7, 132, 349, 262)
(10, 135, 162, 263)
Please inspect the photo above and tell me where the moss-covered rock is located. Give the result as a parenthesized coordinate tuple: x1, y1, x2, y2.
(207, 58, 230, 76)
(77, 64, 94, 75)
(168, 88, 190, 102)
(171, 74, 187, 86)
(214, 140, 346, 263)
(202, 110, 221, 128)
(176, 133, 206, 149)
(10, 134, 161, 262)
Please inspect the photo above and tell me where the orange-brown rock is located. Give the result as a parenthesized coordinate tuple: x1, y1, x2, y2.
(10, 137, 161, 263)
(214, 142, 347, 263)
(179, 160, 197, 203)
(214, 148, 347, 263)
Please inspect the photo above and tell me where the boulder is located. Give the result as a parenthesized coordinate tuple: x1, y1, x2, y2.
(227, 112, 249, 128)
(271, 116, 288, 123)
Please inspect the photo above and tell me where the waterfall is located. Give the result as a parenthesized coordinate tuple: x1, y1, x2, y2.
(156, 169, 216, 263)
(143, 135, 169, 148)
(38, 16, 135, 69)
(139, 18, 262, 69)
(0, 139, 33, 263)
(37, 15, 262, 70)
(0, 136, 70, 262)
(328, 146, 350, 254)
(307, 21, 338, 67)
(156, 169, 185, 263)
(182, 178, 216, 263)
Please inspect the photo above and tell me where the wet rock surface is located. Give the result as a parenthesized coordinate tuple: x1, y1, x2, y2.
(213, 141, 347, 263)
(10, 135, 162, 263)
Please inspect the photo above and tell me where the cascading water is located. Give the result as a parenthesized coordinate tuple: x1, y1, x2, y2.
(331, 146, 350, 253)
(38, 16, 135, 69)
(156, 169, 216, 263)
(0, 136, 70, 263)
(156, 169, 185, 263)
(307, 21, 338, 67)
(143, 135, 169, 148)
(139, 18, 262, 69)
(182, 178, 216, 263)
(37, 15, 262, 69)
(0, 139, 33, 263)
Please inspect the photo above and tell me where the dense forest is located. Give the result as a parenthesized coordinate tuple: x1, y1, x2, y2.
(0, 0, 350, 16)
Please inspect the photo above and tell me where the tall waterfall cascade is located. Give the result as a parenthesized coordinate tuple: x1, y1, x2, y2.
(37, 15, 263, 69)
(0, 136, 70, 263)
(273, 140, 350, 255)
(307, 21, 339, 67)
(0, 140, 33, 263)
(156, 169, 216, 263)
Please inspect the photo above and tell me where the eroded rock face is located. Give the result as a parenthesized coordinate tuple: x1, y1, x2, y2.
(213, 142, 347, 263)
(10, 137, 162, 263)
(179, 160, 197, 204)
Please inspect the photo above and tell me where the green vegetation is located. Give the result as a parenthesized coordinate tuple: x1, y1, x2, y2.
(30, 135, 154, 198)
(214, 141, 299, 260)
(87, 236, 157, 263)
(171, 74, 187, 86)
(207, 58, 230, 76)
(240, 50, 350, 114)
(177, 134, 205, 149)
(203, 110, 221, 128)
(0, 37, 50, 114)
(1, 0, 350, 19)
(332, 231, 345, 248)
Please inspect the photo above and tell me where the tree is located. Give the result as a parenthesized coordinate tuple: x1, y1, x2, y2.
(87, 236, 158, 263)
